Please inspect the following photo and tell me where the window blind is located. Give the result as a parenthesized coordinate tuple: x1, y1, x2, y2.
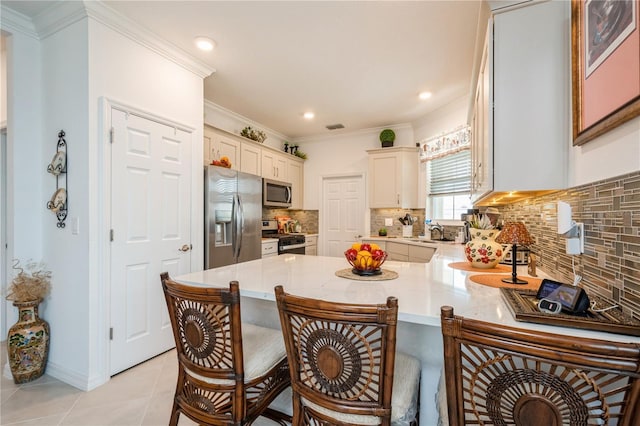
(428, 150, 471, 195)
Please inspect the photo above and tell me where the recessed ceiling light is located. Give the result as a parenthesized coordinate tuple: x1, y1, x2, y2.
(303, 112, 315, 119)
(194, 36, 215, 51)
(419, 91, 432, 100)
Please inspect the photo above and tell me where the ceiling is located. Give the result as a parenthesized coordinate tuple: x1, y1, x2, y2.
(3, 1, 487, 139)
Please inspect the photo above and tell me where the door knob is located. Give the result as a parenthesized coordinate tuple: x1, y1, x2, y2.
(178, 244, 192, 252)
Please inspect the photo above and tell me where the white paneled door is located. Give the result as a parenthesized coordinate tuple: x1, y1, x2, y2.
(322, 175, 365, 257)
(110, 108, 192, 375)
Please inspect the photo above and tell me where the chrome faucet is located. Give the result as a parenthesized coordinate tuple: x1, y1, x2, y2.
(430, 223, 444, 240)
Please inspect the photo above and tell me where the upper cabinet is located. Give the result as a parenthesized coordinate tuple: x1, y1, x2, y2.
(367, 147, 419, 208)
(240, 143, 261, 176)
(261, 150, 288, 181)
(204, 125, 240, 170)
(471, 0, 569, 203)
(287, 159, 304, 210)
(203, 125, 305, 208)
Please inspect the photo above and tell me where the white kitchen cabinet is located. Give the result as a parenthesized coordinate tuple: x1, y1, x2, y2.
(240, 142, 262, 176)
(471, 0, 569, 203)
(304, 235, 317, 256)
(261, 239, 278, 258)
(470, 24, 492, 201)
(262, 150, 288, 181)
(287, 158, 304, 209)
(385, 241, 409, 262)
(408, 245, 436, 263)
(362, 239, 435, 263)
(367, 147, 419, 208)
(203, 125, 240, 170)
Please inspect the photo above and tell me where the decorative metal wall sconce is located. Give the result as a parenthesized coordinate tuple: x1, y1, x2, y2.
(46, 130, 68, 228)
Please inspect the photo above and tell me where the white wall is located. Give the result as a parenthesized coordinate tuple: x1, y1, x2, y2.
(1, 42, 6, 125)
(3, 31, 44, 340)
(81, 19, 204, 389)
(569, 116, 640, 187)
(298, 125, 414, 211)
(39, 17, 91, 388)
(204, 100, 290, 151)
(4, 10, 206, 390)
(412, 95, 469, 142)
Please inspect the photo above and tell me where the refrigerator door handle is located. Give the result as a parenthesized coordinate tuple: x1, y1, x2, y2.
(235, 194, 244, 260)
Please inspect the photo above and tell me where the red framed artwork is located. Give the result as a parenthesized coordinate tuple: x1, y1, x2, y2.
(572, 0, 640, 146)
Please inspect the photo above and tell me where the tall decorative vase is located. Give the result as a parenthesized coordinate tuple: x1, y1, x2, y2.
(464, 229, 510, 269)
(7, 300, 50, 384)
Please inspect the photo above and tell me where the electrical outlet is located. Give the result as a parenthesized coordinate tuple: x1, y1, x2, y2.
(385, 218, 393, 226)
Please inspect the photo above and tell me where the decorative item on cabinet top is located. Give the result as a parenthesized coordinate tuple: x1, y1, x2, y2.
(379, 129, 395, 148)
(282, 141, 307, 159)
(46, 130, 68, 228)
(240, 126, 266, 143)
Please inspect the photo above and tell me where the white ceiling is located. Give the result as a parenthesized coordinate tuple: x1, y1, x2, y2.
(4, 1, 486, 139)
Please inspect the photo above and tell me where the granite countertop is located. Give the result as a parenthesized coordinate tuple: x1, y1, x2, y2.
(176, 243, 639, 343)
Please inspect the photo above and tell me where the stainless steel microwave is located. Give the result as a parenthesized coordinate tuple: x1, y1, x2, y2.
(263, 178, 292, 208)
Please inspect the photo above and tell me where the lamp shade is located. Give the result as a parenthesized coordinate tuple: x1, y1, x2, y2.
(495, 222, 534, 246)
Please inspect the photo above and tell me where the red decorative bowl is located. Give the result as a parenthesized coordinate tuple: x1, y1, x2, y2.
(344, 247, 388, 276)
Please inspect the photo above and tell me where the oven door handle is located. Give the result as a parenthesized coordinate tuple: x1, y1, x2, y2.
(280, 243, 307, 251)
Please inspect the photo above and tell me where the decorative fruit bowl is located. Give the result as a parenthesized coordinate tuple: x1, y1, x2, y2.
(344, 243, 388, 276)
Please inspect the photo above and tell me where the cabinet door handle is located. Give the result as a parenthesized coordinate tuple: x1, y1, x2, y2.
(397, 194, 400, 205)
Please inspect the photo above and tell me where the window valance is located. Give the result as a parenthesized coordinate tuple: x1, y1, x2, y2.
(419, 125, 470, 162)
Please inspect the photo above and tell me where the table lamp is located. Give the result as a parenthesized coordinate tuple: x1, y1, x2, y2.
(495, 222, 534, 284)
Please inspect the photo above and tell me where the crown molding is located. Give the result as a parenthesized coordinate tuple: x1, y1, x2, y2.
(204, 100, 290, 141)
(293, 122, 413, 144)
(0, 5, 39, 39)
(83, 1, 215, 79)
(2, 1, 215, 79)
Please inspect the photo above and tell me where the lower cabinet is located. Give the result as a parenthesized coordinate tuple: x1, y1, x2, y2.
(386, 242, 409, 262)
(305, 235, 317, 256)
(408, 245, 436, 263)
(361, 239, 436, 263)
(261, 240, 278, 258)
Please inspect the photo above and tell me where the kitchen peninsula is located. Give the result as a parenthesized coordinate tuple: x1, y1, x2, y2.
(175, 243, 640, 426)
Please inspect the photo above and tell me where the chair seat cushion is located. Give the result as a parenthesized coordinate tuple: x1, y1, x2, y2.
(303, 352, 421, 425)
(187, 322, 287, 384)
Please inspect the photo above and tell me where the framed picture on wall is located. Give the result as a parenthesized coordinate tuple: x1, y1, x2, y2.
(572, 0, 640, 146)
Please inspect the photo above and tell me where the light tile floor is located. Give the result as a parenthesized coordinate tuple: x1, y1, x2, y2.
(0, 345, 285, 426)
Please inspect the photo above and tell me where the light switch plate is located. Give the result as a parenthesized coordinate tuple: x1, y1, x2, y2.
(385, 218, 393, 226)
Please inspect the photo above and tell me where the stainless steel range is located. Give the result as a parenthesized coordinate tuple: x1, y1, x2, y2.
(261, 220, 306, 255)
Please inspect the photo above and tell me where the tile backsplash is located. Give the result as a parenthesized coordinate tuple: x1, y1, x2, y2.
(262, 208, 319, 233)
(370, 208, 426, 238)
(494, 170, 640, 321)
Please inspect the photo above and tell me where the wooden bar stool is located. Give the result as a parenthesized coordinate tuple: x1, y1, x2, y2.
(275, 285, 421, 425)
(440, 305, 640, 426)
(160, 273, 291, 425)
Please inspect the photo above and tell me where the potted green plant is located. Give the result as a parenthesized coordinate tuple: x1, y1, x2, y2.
(378, 227, 388, 236)
(379, 129, 395, 148)
(6, 260, 51, 383)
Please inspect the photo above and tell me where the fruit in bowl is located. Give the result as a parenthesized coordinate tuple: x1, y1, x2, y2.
(344, 243, 388, 276)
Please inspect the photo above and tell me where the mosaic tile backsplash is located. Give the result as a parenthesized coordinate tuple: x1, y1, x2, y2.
(262, 208, 319, 234)
(494, 170, 640, 321)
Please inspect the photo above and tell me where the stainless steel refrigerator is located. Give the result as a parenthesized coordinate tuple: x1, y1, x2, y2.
(205, 166, 262, 268)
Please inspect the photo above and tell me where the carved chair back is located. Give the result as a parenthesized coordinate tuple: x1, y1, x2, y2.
(161, 273, 290, 425)
(275, 285, 400, 425)
(440, 305, 640, 426)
